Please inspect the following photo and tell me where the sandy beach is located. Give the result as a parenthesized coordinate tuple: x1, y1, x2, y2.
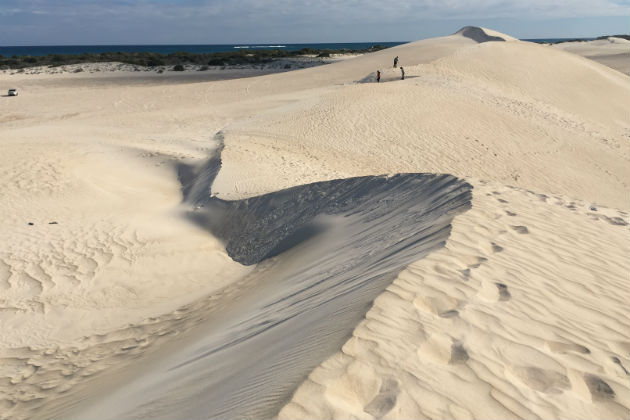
(0, 27, 628, 419)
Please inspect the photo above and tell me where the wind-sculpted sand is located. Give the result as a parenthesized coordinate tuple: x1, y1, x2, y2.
(57, 144, 472, 419)
(279, 181, 630, 419)
(551, 37, 630, 75)
(0, 27, 628, 419)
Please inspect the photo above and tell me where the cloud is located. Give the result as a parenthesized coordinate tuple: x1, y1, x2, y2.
(2, 0, 628, 21)
(0, 0, 628, 44)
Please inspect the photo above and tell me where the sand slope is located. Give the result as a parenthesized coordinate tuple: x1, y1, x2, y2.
(279, 180, 630, 420)
(214, 37, 628, 208)
(551, 37, 630, 75)
(0, 26, 628, 419)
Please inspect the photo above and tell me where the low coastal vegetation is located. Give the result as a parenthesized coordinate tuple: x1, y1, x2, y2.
(0, 46, 388, 70)
(553, 34, 630, 44)
(596, 34, 630, 40)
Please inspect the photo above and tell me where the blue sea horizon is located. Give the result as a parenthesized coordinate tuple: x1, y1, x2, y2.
(0, 38, 594, 58)
(0, 42, 404, 58)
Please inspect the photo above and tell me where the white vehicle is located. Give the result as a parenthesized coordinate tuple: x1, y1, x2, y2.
(8, 89, 18, 96)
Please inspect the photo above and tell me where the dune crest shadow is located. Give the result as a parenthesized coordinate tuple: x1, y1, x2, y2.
(81, 134, 473, 419)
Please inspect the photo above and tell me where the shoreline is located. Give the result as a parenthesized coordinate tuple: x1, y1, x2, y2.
(0, 55, 362, 85)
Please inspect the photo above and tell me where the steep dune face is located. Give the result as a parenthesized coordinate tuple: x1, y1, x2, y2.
(280, 180, 630, 420)
(456, 26, 512, 42)
(62, 144, 472, 418)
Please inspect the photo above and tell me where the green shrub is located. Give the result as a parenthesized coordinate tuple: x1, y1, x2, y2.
(0, 45, 395, 70)
(147, 57, 166, 67)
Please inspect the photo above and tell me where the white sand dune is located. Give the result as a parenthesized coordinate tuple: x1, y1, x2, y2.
(551, 37, 630, 75)
(0, 26, 628, 419)
(279, 181, 629, 420)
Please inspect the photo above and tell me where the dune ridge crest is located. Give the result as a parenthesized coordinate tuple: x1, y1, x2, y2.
(455, 26, 516, 43)
(61, 144, 472, 419)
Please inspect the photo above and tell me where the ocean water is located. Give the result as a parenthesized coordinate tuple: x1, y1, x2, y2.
(0, 42, 405, 57)
(0, 39, 596, 58)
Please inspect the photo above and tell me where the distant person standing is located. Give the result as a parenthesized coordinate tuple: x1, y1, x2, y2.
(400, 66, 405, 80)
(376, 70, 381, 83)
(393, 56, 399, 68)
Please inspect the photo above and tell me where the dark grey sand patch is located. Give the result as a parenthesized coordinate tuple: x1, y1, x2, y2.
(586, 213, 629, 226)
(491, 243, 504, 253)
(611, 356, 629, 375)
(584, 374, 615, 401)
(511, 225, 529, 234)
(545, 340, 590, 355)
(469, 257, 487, 269)
(450, 341, 469, 364)
(196, 174, 469, 266)
(496, 283, 511, 301)
(511, 366, 569, 394)
(65, 137, 472, 420)
(439, 310, 459, 318)
(364, 378, 399, 418)
(457, 26, 506, 43)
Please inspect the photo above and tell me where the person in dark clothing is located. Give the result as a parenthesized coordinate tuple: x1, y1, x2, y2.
(400, 66, 405, 80)
(376, 70, 381, 83)
(393, 56, 399, 68)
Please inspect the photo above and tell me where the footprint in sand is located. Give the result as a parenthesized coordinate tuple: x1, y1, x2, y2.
(495, 283, 511, 301)
(568, 369, 616, 402)
(450, 341, 470, 364)
(545, 340, 590, 355)
(510, 225, 529, 234)
(458, 254, 494, 282)
(461, 255, 487, 269)
(505, 210, 517, 216)
(491, 243, 504, 253)
(363, 378, 399, 418)
(413, 295, 460, 318)
(610, 356, 629, 376)
(507, 365, 570, 394)
(439, 310, 459, 318)
(418, 334, 469, 365)
(480, 241, 504, 255)
(479, 282, 511, 302)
